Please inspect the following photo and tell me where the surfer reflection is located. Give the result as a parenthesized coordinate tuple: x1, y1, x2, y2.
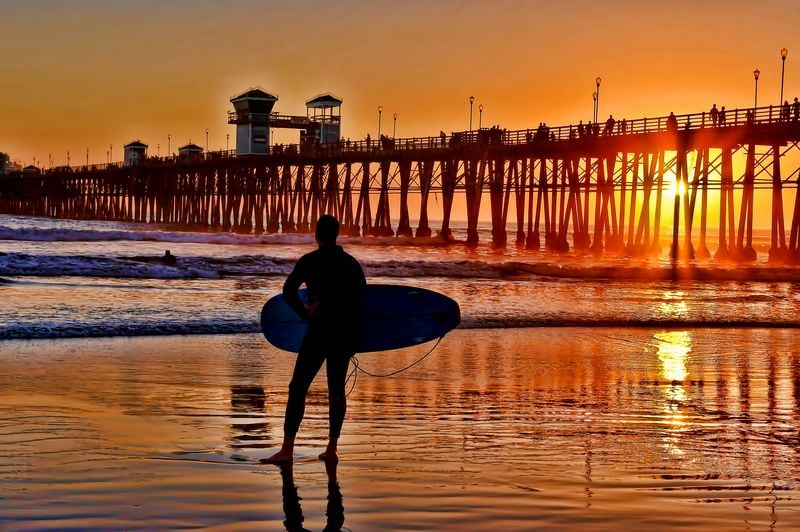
(279, 461, 345, 532)
(264, 215, 366, 464)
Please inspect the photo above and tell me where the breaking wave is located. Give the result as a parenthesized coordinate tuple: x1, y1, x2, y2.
(0, 224, 454, 247)
(3, 251, 800, 281)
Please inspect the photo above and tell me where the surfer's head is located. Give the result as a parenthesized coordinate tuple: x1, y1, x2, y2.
(315, 215, 339, 246)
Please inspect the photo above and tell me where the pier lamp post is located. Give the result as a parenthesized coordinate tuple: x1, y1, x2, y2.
(378, 106, 383, 138)
(592, 92, 598, 123)
(754, 69, 760, 110)
(157, 144, 160, 157)
(780, 48, 788, 104)
(48, 154, 52, 168)
(168, 134, 171, 156)
(226, 133, 229, 152)
(205, 128, 209, 154)
(479, 104, 483, 129)
(469, 96, 475, 131)
(67, 150, 70, 167)
(595, 77, 602, 123)
(109, 144, 113, 163)
(393, 113, 397, 138)
(85, 148, 88, 166)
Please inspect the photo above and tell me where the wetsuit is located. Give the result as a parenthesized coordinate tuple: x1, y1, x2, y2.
(282, 244, 366, 439)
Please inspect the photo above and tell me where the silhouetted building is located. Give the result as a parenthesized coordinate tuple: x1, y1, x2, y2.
(304, 93, 342, 145)
(123, 141, 148, 166)
(22, 165, 40, 175)
(0, 152, 8, 174)
(229, 87, 278, 155)
(178, 143, 203, 161)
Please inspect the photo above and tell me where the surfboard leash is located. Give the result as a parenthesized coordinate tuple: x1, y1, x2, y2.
(345, 336, 444, 396)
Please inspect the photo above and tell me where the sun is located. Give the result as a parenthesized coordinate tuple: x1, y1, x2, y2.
(667, 170, 687, 197)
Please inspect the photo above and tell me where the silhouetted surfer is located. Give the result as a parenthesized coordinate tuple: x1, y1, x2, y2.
(264, 215, 366, 464)
(161, 250, 176, 265)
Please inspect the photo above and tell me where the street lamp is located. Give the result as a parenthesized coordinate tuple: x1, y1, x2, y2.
(378, 106, 383, 138)
(109, 144, 113, 163)
(226, 133, 230, 152)
(168, 134, 171, 156)
(595, 76, 602, 123)
(205, 128, 209, 153)
(754, 68, 760, 109)
(781, 47, 789, 104)
(592, 91, 598, 123)
(479, 104, 483, 129)
(85, 148, 88, 166)
(157, 143, 160, 157)
(469, 95, 475, 131)
(67, 150, 70, 167)
(393, 112, 397, 138)
(48, 154, 52, 168)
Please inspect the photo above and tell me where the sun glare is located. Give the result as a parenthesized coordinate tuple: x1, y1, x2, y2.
(655, 330, 690, 384)
(668, 172, 687, 197)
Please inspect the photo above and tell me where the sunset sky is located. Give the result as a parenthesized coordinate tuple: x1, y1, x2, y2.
(2, 0, 799, 166)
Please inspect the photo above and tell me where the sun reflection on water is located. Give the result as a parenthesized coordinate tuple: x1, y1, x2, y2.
(658, 291, 690, 319)
(654, 330, 692, 455)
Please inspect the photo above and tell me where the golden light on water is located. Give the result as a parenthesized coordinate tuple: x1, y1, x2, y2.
(656, 330, 690, 384)
(658, 291, 689, 319)
(655, 330, 692, 456)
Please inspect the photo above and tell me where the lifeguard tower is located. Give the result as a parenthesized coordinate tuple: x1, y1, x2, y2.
(228, 88, 278, 155)
(123, 141, 148, 166)
(178, 143, 203, 162)
(229, 88, 344, 154)
(303, 94, 342, 145)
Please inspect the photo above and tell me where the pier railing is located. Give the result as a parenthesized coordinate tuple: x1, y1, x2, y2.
(29, 103, 799, 172)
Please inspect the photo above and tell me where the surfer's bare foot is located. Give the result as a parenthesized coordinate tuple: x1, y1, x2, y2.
(261, 449, 293, 464)
(261, 436, 295, 464)
(319, 438, 339, 462)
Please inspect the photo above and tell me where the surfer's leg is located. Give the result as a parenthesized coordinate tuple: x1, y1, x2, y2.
(320, 351, 353, 462)
(263, 336, 325, 464)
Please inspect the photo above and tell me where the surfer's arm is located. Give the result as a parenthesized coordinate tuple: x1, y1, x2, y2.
(283, 262, 310, 321)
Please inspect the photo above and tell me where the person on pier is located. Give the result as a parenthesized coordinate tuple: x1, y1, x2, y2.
(666, 112, 678, 133)
(264, 215, 366, 464)
(604, 115, 615, 136)
(710, 104, 719, 126)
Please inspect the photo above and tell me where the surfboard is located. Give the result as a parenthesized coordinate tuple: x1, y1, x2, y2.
(260, 284, 460, 353)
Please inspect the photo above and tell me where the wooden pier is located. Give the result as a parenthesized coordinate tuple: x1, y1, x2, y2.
(3, 104, 800, 261)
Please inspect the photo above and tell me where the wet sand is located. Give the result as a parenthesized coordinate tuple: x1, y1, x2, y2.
(2, 329, 800, 530)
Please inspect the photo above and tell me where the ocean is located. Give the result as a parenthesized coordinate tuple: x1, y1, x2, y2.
(2, 213, 800, 529)
(2, 213, 799, 340)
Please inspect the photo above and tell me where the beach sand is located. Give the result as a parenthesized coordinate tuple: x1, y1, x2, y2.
(2, 328, 800, 530)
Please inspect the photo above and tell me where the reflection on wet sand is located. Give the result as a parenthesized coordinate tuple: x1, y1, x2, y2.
(279, 461, 344, 532)
(229, 385, 269, 459)
(1, 330, 800, 529)
(656, 331, 690, 455)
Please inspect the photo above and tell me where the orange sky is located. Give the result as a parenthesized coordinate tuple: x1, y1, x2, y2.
(1, 0, 798, 166)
